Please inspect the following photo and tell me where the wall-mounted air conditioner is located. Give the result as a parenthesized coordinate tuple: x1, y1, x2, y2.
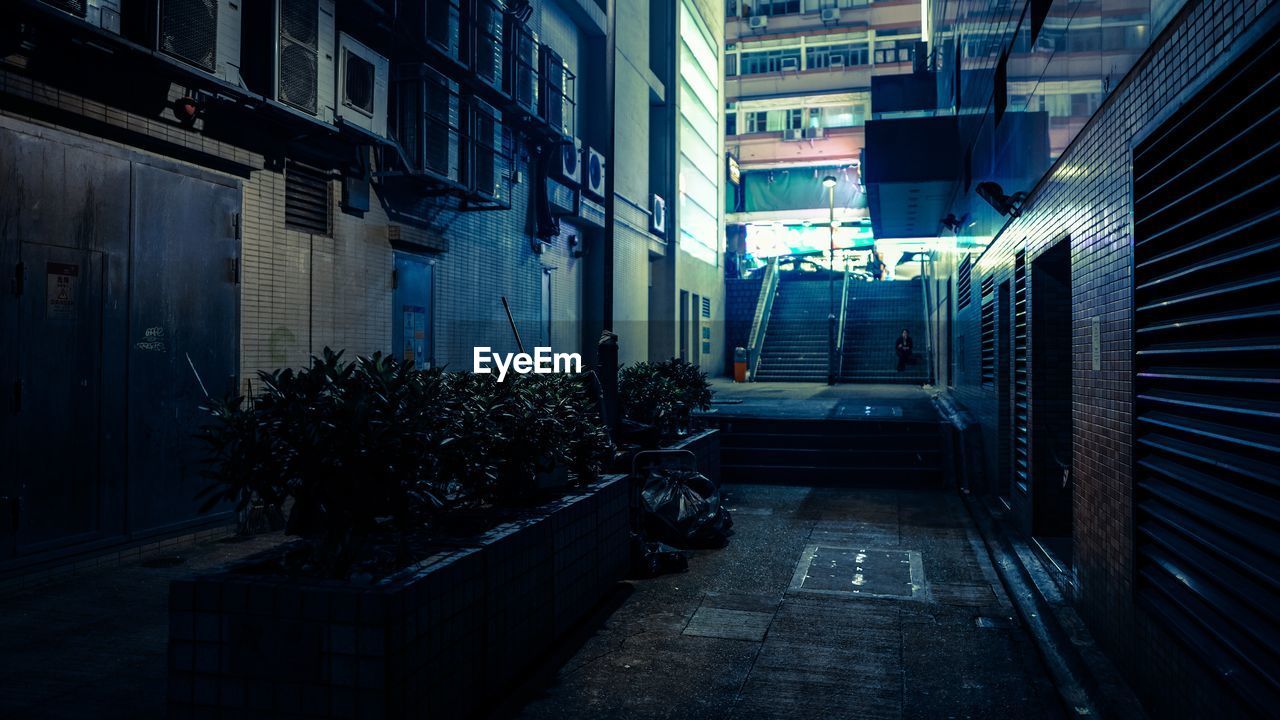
(393, 64, 461, 184)
(747, 15, 768, 29)
(242, 0, 336, 121)
(40, 0, 121, 34)
(540, 44, 573, 137)
(650, 194, 666, 237)
(551, 137, 581, 186)
(472, 0, 505, 93)
(423, 0, 463, 65)
(829, 55, 845, 68)
(803, 127, 824, 139)
(820, 8, 840, 22)
(582, 145, 605, 200)
(336, 33, 389, 136)
(780, 56, 799, 72)
(467, 97, 508, 202)
(146, 0, 242, 83)
(504, 19, 538, 116)
(782, 128, 803, 141)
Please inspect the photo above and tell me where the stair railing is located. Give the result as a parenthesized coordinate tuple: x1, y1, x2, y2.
(830, 269, 850, 384)
(919, 254, 936, 385)
(746, 257, 780, 381)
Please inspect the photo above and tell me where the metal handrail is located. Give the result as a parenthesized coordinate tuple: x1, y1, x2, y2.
(746, 257, 780, 381)
(919, 254, 936, 385)
(832, 269, 850, 383)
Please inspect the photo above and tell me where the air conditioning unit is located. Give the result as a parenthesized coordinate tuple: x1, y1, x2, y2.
(146, 0, 242, 82)
(467, 97, 508, 202)
(582, 145, 605, 200)
(782, 128, 803, 141)
(820, 7, 840, 22)
(471, 0, 505, 92)
(551, 137, 581, 186)
(803, 127, 825, 139)
(829, 55, 845, 68)
(393, 64, 461, 184)
(540, 45, 572, 136)
(242, 0, 336, 121)
(505, 19, 538, 115)
(423, 0, 462, 65)
(336, 33, 389, 136)
(650, 194, 666, 237)
(780, 56, 798, 72)
(40, 0, 121, 34)
(747, 15, 768, 29)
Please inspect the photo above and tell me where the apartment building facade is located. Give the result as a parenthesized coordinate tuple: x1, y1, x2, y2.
(723, 0, 923, 264)
(0, 0, 724, 574)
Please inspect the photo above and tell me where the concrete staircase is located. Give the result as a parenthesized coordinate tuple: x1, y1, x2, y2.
(754, 280, 833, 383)
(716, 416, 945, 486)
(840, 279, 930, 384)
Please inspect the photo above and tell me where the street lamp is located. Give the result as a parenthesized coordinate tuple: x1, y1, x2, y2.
(823, 175, 837, 384)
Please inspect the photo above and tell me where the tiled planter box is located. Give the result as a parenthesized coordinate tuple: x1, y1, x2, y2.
(670, 428, 721, 487)
(168, 474, 629, 719)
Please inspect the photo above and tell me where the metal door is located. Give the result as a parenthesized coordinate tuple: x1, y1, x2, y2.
(127, 164, 240, 533)
(15, 244, 105, 551)
(392, 252, 432, 369)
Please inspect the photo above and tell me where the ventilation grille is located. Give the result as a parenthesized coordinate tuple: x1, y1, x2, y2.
(702, 297, 712, 319)
(285, 162, 330, 235)
(1013, 249, 1028, 494)
(278, 0, 319, 114)
(45, 0, 88, 18)
(957, 255, 973, 310)
(159, 0, 219, 72)
(980, 275, 995, 386)
(1132, 26, 1280, 714)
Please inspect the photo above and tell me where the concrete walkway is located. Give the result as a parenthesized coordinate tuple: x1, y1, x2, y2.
(0, 534, 284, 720)
(0, 484, 1065, 719)
(701, 380, 940, 422)
(496, 484, 1065, 719)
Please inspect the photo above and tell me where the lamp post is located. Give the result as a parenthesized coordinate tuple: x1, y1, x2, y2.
(823, 175, 837, 385)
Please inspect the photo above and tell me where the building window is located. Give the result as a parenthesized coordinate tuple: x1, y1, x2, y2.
(725, 54, 738, 77)
(805, 43, 869, 69)
(726, 112, 737, 135)
(285, 161, 331, 236)
(819, 103, 868, 128)
(749, 0, 800, 17)
(873, 39, 915, 64)
(740, 48, 802, 75)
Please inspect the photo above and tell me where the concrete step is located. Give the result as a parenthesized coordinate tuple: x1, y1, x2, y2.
(721, 464, 943, 487)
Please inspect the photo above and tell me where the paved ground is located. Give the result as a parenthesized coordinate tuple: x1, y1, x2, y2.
(495, 484, 1065, 720)
(0, 534, 284, 720)
(0, 484, 1064, 720)
(702, 380, 939, 422)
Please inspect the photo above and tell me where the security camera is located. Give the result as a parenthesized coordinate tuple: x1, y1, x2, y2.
(976, 181, 1027, 218)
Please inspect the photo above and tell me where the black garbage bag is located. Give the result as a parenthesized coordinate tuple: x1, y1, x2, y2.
(640, 469, 734, 548)
(629, 533, 689, 578)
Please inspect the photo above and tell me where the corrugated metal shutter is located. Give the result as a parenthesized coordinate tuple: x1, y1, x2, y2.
(980, 275, 995, 386)
(1013, 249, 1028, 495)
(957, 255, 972, 310)
(1131, 27, 1279, 713)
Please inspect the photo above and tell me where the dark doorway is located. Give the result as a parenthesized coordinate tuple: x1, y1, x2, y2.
(1030, 239, 1072, 570)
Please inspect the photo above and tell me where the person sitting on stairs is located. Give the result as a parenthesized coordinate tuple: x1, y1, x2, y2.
(895, 329, 913, 372)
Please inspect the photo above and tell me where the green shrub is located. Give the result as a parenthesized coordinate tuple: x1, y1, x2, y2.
(198, 348, 614, 578)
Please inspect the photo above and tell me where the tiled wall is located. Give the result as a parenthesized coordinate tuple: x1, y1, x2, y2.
(935, 0, 1276, 716)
